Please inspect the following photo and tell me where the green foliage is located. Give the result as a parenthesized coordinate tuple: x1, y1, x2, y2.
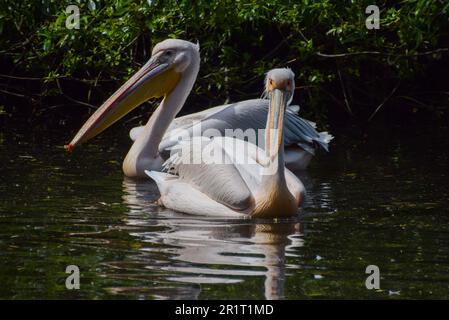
(0, 0, 448, 122)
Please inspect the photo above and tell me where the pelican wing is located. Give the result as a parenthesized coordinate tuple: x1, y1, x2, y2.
(169, 104, 230, 131)
(163, 137, 257, 212)
(129, 104, 229, 141)
(158, 99, 332, 157)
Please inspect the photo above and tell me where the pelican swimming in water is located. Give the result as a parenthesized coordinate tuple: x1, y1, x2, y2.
(146, 68, 304, 218)
(66, 39, 331, 178)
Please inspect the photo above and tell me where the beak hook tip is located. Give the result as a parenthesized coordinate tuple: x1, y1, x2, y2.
(64, 144, 74, 153)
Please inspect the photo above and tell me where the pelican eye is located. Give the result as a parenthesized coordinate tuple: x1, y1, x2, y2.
(164, 50, 174, 56)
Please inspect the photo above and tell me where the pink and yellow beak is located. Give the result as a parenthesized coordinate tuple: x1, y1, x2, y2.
(65, 53, 181, 151)
(265, 80, 291, 160)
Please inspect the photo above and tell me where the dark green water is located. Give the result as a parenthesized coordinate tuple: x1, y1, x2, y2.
(1, 120, 448, 299)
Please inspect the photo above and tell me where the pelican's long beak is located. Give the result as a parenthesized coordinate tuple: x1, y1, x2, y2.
(65, 53, 181, 151)
(266, 89, 289, 160)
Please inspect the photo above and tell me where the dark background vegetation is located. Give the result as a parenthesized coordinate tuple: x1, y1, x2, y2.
(1, 0, 448, 133)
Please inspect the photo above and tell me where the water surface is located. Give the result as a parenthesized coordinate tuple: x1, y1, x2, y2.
(1, 119, 448, 299)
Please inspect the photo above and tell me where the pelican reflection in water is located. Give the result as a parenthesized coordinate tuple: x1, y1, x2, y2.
(121, 179, 305, 299)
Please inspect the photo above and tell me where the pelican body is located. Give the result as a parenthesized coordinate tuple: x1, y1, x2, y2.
(66, 39, 332, 178)
(147, 69, 304, 218)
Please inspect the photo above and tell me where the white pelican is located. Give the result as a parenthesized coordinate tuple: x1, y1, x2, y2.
(146, 68, 304, 218)
(66, 39, 331, 178)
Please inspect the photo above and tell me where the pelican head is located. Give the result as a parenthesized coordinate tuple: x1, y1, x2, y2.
(65, 39, 200, 151)
(264, 68, 295, 160)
